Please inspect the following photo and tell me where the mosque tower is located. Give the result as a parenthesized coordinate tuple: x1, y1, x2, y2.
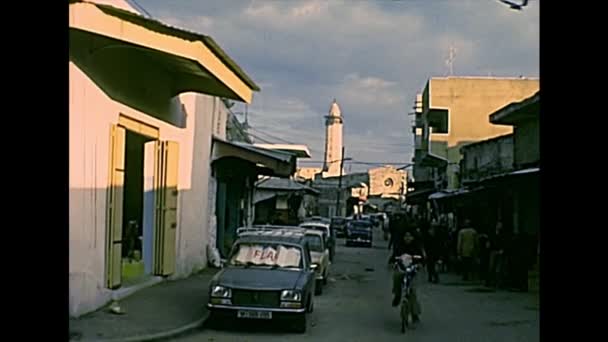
(322, 99, 344, 177)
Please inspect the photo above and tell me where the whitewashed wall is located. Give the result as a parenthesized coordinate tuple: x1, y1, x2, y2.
(69, 62, 217, 317)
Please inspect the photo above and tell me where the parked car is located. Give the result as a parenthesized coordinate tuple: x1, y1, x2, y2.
(303, 216, 331, 225)
(238, 225, 330, 295)
(330, 216, 348, 238)
(207, 228, 316, 333)
(368, 214, 380, 228)
(345, 220, 373, 247)
(302, 229, 331, 295)
(299, 221, 335, 262)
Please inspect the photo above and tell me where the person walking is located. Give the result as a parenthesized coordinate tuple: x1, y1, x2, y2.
(488, 221, 507, 288)
(457, 219, 478, 281)
(424, 223, 441, 283)
(478, 230, 490, 285)
(387, 213, 406, 263)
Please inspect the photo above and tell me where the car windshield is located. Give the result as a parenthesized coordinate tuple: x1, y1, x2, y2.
(350, 221, 372, 229)
(304, 235, 324, 252)
(229, 243, 303, 269)
(300, 224, 329, 236)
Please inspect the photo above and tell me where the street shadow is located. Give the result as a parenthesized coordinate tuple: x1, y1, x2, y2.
(204, 317, 301, 335)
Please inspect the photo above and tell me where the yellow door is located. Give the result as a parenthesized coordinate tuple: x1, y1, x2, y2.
(153, 141, 179, 276)
(106, 125, 126, 289)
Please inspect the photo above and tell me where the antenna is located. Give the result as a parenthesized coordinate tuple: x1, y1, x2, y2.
(445, 45, 456, 76)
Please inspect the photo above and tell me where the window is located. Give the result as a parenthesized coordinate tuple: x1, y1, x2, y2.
(428, 109, 448, 134)
(384, 178, 394, 187)
(229, 243, 303, 269)
(304, 235, 324, 252)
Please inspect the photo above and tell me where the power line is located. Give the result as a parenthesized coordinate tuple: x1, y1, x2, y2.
(247, 126, 324, 154)
(248, 126, 298, 145)
(299, 160, 411, 165)
(128, 0, 153, 18)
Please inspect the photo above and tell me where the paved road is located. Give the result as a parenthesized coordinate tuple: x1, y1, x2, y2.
(171, 235, 539, 342)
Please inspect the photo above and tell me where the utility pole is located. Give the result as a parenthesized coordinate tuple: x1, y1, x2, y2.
(335, 146, 346, 217)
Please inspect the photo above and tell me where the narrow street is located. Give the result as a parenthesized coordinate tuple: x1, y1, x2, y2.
(170, 235, 539, 342)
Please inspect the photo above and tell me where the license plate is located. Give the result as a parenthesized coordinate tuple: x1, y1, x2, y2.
(237, 310, 272, 319)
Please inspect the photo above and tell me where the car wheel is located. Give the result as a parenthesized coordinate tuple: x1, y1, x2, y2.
(315, 280, 323, 295)
(293, 313, 307, 333)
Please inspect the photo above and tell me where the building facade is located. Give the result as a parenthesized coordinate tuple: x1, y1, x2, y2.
(253, 177, 320, 225)
(430, 91, 539, 291)
(69, 0, 262, 317)
(408, 77, 539, 208)
(295, 167, 323, 181)
(489, 91, 540, 237)
(210, 141, 296, 258)
(313, 166, 406, 217)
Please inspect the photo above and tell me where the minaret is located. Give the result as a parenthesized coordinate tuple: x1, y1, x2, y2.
(323, 99, 344, 177)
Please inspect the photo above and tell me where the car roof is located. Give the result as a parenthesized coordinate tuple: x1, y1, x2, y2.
(236, 232, 307, 246)
(299, 222, 329, 228)
(235, 226, 308, 245)
(245, 226, 323, 237)
(305, 216, 330, 222)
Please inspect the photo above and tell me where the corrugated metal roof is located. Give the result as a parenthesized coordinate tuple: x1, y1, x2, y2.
(253, 144, 312, 158)
(232, 142, 295, 163)
(490, 91, 540, 124)
(212, 138, 296, 177)
(256, 177, 320, 194)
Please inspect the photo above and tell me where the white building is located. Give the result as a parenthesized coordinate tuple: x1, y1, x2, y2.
(69, 0, 270, 317)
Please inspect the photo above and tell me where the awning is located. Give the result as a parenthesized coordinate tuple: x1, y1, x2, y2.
(420, 153, 448, 168)
(490, 91, 539, 126)
(429, 190, 458, 200)
(69, 0, 259, 103)
(253, 144, 312, 158)
(252, 191, 278, 205)
(429, 187, 483, 200)
(255, 177, 319, 195)
(511, 167, 540, 176)
(405, 188, 436, 204)
(477, 167, 540, 184)
(212, 138, 296, 178)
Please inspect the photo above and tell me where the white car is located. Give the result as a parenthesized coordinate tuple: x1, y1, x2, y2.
(299, 222, 335, 261)
(301, 229, 331, 295)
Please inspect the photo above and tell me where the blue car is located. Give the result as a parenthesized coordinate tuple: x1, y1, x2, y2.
(345, 220, 373, 248)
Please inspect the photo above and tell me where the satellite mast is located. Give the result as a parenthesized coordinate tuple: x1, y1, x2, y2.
(445, 45, 456, 76)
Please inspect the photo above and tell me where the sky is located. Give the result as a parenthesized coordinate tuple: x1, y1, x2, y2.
(134, 0, 539, 173)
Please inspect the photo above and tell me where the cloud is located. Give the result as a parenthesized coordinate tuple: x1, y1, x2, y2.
(137, 0, 539, 171)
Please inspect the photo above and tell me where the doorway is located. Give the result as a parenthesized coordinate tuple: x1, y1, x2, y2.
(106, 119, 179, 290)
(121, 130, 155, 285)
